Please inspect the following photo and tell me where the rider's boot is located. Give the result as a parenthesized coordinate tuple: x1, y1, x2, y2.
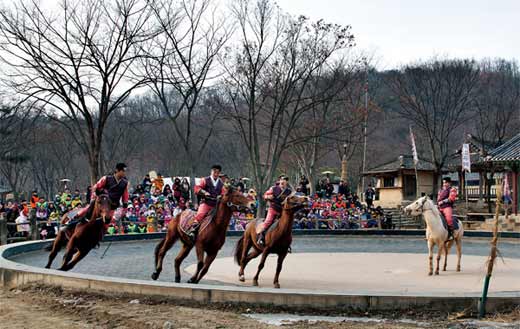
(187, 222, 200, 241)
(447, 227, 454, 241)
(257, 230, 265, 246)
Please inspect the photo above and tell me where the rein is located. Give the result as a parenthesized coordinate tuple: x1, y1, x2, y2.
(417, 200, 448, 229)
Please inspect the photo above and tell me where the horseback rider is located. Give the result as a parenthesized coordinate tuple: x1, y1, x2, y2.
(257, 175, 292, 246)
(437, 177, 458, 240)
(63, 163, 129, 228)
(187, 164, 224, 241)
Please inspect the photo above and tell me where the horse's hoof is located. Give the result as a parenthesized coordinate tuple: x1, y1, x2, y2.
(175, 277, 181, 283)
(274, 283, 280, 289)
(428, 272, 433, 276)
(239, 274, 245, 282)
(151, 272, 159, 281)
(442, 268, 446, 272)
(187, 278, 197, 284)
(253, 280, 258, 287)
(456, 267, 461, 272)
(44, 265, 50, 269)
(435, 271, 439, 275)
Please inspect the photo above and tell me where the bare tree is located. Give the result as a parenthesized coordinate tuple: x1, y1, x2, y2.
(288, 61, 367, 195)
(474, 59, 520, 150)
(0, 0, 156, 183)
(387, 59, 480, 192)
(223, 0, 354, 213)
(141, 0, 231, 198)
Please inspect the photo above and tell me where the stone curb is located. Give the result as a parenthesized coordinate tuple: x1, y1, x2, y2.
(1, 235, 520, 312)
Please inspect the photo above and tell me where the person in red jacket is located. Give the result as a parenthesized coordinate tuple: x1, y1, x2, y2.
(257, 175, 292, 245)
(187, 165, 224, 240)
(30, 191, 39, 209)
(63, 163, 129, 228)
(437, 177, 458, 240)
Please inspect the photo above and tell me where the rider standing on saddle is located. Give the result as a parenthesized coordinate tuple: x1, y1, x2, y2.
(66, 163, 129, 225)
(257, 175, 292, 246)
(188, 165, 224, 240)
(437, 177, 458, 240)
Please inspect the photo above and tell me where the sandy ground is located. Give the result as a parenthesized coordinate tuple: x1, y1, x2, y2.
(1, 285, 520, 329)
(186, 252, 520, 294)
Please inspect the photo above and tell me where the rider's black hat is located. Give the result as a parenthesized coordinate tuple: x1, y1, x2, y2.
(442, 176, 452, 183)
(116, 163, 127, 171)
(211, 164, 222, 171)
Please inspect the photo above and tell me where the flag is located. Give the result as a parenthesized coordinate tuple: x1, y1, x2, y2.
(504, 174, 512, 204)
(461, 143, 471, 172)
(409, 127, 418, 165)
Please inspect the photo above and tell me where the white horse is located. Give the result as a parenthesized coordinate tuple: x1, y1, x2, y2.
(404, 196, 463, 275)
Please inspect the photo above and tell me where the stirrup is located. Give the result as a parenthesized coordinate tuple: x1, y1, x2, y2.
(257, 232, 265, 246)
(447, 229, 454, 241)
(187, 222, 200, 240)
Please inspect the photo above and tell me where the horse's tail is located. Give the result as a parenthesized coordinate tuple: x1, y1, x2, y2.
(234, 236, 244, 264)
(154, 238, 166, 266)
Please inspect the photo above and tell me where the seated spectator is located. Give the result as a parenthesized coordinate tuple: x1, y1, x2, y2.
(40, 218, 57, 240)
(126, 222, 139, 234)
(142, 174, 152, 192)
(180, 178, 190, 201)
(71, 196, 82, 208)
(153, 173, 164, 192)
(15, 203, 30, 237)
(107, 223, 117, 235)
(137, 222, 147, 234)
(134, 184, 144, 195)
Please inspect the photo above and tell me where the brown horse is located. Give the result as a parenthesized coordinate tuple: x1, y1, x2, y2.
(152, 187, 255, 283)
(56, 194, 111, 271)
(234, 193, 309, 288)
(45, 207, 83, 269)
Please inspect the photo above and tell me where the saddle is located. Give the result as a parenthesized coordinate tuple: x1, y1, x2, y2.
(254, 216, 280, 234)
(438, 211, 459, 231)
(179, 209, 215, 235)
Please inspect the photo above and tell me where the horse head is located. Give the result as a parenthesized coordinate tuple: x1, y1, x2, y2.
(221, 185, 256, 213)
(404, 195, 431, 216)
(93, 191, 111, 224)
(282, 192, 310, 212)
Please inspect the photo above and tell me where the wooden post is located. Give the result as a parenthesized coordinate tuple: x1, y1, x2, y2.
(0, 213, 7, 245)
(478, 172, 484, 202)
(479, 177, 503, 318)
(29, 209, 38, 241)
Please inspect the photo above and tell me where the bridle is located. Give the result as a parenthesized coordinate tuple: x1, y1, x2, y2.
(209, 193, 252, 213)
(282, 192, 309, 210)
(412, 197, 432, 215)
(93, 193, 111, 223)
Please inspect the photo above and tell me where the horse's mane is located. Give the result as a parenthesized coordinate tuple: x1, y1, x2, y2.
(423, 197, 441, 218)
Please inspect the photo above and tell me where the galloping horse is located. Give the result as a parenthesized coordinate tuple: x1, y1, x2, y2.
(55, 193, 112, 271)
(45, 207, 83, 268)
(152, 186, 255, 283)
(234, 193, 309, 288)
(404, 196, 463, 275)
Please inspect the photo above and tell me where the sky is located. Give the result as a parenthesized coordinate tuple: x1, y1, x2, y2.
(277, 0, 520, 69)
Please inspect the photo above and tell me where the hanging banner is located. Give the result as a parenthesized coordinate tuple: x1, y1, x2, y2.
(409, 127, 419, 165)
(462, 143, 471, 172)
(503, 173, 512, 204)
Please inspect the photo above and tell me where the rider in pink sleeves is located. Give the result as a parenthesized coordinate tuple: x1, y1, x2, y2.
(257, 175, 292, 246)
(437, 177, 458, 240)
(187, 164, 224, 240)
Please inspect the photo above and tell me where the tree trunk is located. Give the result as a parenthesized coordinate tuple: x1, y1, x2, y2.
(458, 170, 465, 200)
(486, 168, 496, 213)
(432, 169, 441, 198)
(89, 143, 102, 184)
(189, 165, 197, 206)
(479, 171, 484, 202)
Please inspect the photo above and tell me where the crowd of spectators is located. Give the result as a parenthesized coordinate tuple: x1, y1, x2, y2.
(0, 174, 393, 241)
